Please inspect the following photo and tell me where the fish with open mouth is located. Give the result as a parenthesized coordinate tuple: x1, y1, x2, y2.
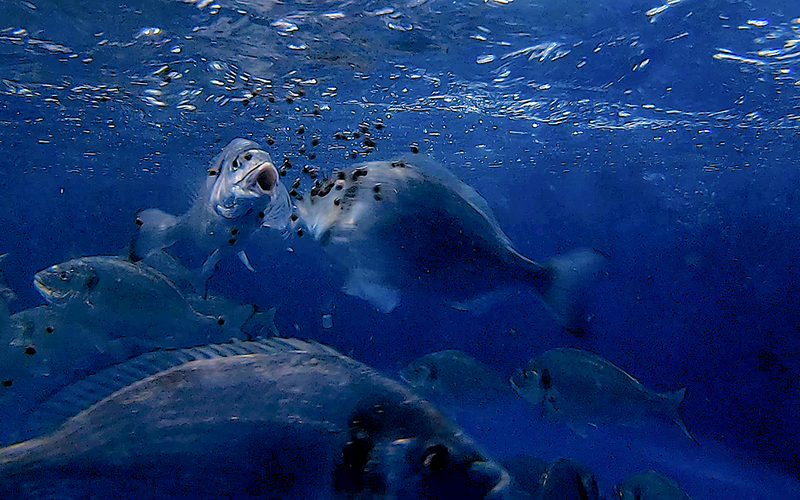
(130, 138, 291, 287)
(0, 337, 511, 500)
(295, 158, 603, 334)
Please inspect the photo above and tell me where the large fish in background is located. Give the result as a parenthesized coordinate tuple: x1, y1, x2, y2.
(295, 158, 604, 334)
(0, 256, 276, 445)
(0, 337, 511, 500)
(130, 138, 292, 287)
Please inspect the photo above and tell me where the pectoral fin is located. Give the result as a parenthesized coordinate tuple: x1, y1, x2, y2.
(237, 250, 255, 272)
(343, 269, 400, 313)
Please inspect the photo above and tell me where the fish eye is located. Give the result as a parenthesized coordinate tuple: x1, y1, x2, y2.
(243, 152, 253, 161)
(422, 444, 449, 473)
(540, 369, 552, 389)
(231, 159, 239, 171)
(59, 270, 69, 281)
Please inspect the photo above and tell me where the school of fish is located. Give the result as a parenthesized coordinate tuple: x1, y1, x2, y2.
(0, 139, 696, 499)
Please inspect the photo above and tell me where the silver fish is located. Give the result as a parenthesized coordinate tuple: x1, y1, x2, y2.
(400, 349, 517, 403)
(0, 338, 511, 500)
(296, 158, 603, 334)
(33, 255, 254, 339)
(535, 458, 599, 500)
(614, 470, 691, 500)
(130, 138, 291, 285)
(510, 348, 698, 444)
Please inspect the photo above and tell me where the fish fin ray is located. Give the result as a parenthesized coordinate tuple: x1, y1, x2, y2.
(664, 387, 699, 445)
(25, 336, 347, 438)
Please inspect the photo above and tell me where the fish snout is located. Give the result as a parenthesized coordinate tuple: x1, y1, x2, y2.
(468, 460, 512, 500)
(238, 150, 279, 196)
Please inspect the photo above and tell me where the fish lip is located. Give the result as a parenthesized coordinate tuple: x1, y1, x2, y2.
(33, 276, 54, 303)
(238, 160, 278, 196)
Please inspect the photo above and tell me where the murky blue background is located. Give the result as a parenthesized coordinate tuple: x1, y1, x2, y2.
(1, 0, 799, 498)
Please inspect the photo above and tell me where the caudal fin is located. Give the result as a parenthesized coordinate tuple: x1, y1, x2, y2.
(128, 208, 182, 261)
(665, 387, 700, 446)
(540, 248, 605, 336)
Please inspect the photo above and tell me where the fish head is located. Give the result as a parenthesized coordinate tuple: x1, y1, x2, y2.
(34, 259, 99, 305)
(338, 401, 511, 500)
(509, 362, 550, 406)
(207, 139, 287, 223)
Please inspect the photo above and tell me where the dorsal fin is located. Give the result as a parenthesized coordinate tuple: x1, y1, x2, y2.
(23, 337, 346, 439)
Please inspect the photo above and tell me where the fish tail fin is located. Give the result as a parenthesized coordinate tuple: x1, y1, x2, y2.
(128, 208, 182, 261)
(665, 387, 700, 446)
(538, 248, 605, 336)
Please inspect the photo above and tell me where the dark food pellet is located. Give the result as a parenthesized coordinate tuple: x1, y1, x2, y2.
(228, 238, 237, 245)
(296, 228, 304, 237)
(364, 136, 376, 147)
(45, 326, 54, 333)
(374, 194, 382, 201)
(230, 227, 239, 235)
(1, 379, 11, 387)
(297, 125, 305, 134)
(410, 143, 419, 154)
(267, 136, 275, 145)
(312, 136, 320, 146)
(217, 317, 226, 325)
(308, 152, 316, 159)
(373, 184, 381, 193)
(290, 213, 299, 221)
(283, 158, 292, 169)
(258, 211, 265, 218)
(292, 178, 301, 189)
(24, 345, 36, 355)
(135, 218, 144, 226)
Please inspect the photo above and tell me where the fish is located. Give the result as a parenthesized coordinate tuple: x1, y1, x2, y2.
(509, 348, 698, 444)
(400, 349, 518, 403)
(0, 292, 275, 445)
(614, 470, 692, 499)
(0, 254, 15, 337)
(0, 337, 511, 500)
(534, 458, 599, 500)
(130, 138, 292, 286)
(295, 158, 603, 334)
(32, 255, 258, 343)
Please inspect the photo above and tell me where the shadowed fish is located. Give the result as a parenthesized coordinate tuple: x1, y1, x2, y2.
(1, 290, 275, 445)
(534, 458, 599, 500)
(0, 254, 14, 337)
(130, 138, 292, 287)
(295, 158, 603, 334)
(400, 349, 518, 403)
(0, 337, 511, 500)
(614, 470, 692, 499)
(510, 348, 698, 444)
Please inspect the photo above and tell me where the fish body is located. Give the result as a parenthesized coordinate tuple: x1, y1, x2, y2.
(0, 338, 511, 500)
(510, 348, 697, 443)
(534, 458, 599, 500)
(296, 159, 602, 333)
(0, 289, 271, 445)
(130, 138, 291, 285)
(614, 470, 691, 499)
(400, 349, 517, 403)
(32, 256, 245, 339)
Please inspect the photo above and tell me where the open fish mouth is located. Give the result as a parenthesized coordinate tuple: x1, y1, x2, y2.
(33, 276, 55, 303)
(240, 161, 278, 196)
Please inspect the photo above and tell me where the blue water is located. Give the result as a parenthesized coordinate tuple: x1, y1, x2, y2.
(1, 0, 799, 498)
